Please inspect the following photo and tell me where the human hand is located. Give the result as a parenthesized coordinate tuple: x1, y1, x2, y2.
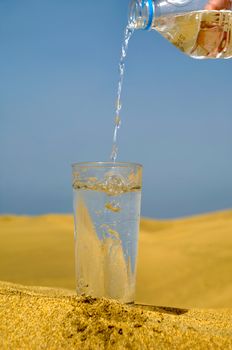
(205, 0, 231, 10)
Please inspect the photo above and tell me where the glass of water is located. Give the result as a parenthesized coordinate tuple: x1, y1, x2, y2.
(72, 162, 142, 304)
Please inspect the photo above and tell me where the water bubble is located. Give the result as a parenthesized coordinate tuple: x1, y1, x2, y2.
(115, 99, 122, 112)
(103, 173, 126, 195)
(110, 145, 118, 162)
(100, 224, 120, 240)
(105, 201, 121, 213)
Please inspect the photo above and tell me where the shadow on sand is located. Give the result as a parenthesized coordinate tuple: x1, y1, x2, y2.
(133, 304, 188, 316)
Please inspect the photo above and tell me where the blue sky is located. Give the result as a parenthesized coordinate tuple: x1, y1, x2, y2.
(0, 0, 232, 218)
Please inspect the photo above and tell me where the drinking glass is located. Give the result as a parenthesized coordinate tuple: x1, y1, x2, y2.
(72, 162, 142, 304)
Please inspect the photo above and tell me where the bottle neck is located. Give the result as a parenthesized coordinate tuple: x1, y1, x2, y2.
(129, 0, 155, 30)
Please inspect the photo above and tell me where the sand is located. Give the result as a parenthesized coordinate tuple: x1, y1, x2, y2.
(1, 281, 232, 350)
(0, 211, 232, 348)
(0, 210, 232, 308)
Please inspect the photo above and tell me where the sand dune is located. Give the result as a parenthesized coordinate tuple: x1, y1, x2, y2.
(137, 210, 232, 308)
(0, 281, 232, 350)
(0, 210, 232, 308)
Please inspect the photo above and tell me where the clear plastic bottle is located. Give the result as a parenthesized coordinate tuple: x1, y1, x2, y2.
(129, 0, 232, 58)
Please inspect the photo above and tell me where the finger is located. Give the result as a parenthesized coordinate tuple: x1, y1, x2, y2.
(205, 0, 231, 10)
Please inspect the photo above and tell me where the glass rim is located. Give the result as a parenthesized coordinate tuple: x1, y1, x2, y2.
(72, 161, 143, 169)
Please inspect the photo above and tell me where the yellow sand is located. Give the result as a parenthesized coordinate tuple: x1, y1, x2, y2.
(0, 210, 232, 308)
(0, 211, 232, 349)
(0, 281, 232, 350)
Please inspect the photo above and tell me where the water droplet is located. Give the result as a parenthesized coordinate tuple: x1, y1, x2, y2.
(115, 99, 122, 111)
(115, 115, 121, 127)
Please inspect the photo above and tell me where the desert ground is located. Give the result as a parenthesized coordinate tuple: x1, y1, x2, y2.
(0, 211, 232, 348)
(0, 211, 232, 308)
